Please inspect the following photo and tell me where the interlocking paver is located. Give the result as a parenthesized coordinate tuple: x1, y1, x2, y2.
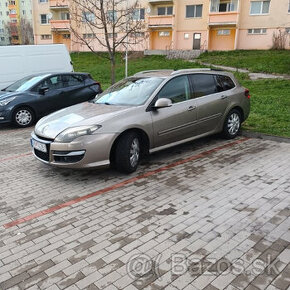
(0, 126, 289, 289)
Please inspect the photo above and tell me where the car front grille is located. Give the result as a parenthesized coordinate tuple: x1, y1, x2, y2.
(34, 147, 50, 162)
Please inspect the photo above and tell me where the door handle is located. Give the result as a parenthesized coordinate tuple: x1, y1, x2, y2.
(220, 95, 228, 99)
(188, 106, 196, 111)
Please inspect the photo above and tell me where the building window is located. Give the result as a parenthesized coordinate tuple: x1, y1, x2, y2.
(130, 32, 145, 38)
(83, 33, 96, 39)
(41, 34, 52, 40)
(82, 12, 95, 22)
(9, 0, 16, 5)
(40, 14, 49, 24)
(217, 29, 230, 35)
(248, 28, 267, 34)
(11, 18, 17, 23)
(184, 33, 189, 39)
(157, 6, 173, 15)
(107, 10, 117, 22)
(0, 28, 4, 33)
(62, 34, 70, 39)
(286, 28, 290, 34)
(288, 0, 290, 12)
(22, 10, 25, 15)
(39, 0, 48, 2)
(250, 1, 270, 15)
(132, 8, 145, 20)
(159, 31, 170, 37)
(210, 0, 238, 13)
(9, 9, 16, 14)
(0, 37, 5, 41)
(61, 12, 70, 20)
(108, 33, 117, 38)
(186, 5, 203, 18)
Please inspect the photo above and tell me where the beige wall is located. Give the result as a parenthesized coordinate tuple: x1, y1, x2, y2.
(32, 0, 52, 45)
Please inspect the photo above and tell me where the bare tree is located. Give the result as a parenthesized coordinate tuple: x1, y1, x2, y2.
(19, 18, 34, 45)
(70, 0, 146, 84)
(5, 18, 34, 45)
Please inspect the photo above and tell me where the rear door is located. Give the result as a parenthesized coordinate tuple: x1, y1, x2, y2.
(150, 75, 198, 148)
(60, 74, 87, 106)
(188, 73, 229, 135)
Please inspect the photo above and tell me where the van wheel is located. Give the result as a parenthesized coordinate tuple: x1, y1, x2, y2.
(13, 107, 35, 127)
(115, 132, 140, 174)
(223, 109, 241, 139)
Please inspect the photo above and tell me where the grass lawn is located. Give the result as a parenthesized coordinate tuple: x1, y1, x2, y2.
(72, 52, 290, 138)
(198, 50, 290, 75)
(71, 52, 204, 89)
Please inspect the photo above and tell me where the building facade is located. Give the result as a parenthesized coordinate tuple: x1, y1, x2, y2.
(0, 0, 33, 45)
(31, 0, 290, 51)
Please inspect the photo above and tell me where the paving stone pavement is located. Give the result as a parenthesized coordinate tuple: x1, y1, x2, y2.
(0, 124, 289, 290)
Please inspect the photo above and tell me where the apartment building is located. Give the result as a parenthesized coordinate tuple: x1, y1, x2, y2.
(32, 0, 290, 51)
(32, 0, 70, 50)
(0, 0, 33, 45)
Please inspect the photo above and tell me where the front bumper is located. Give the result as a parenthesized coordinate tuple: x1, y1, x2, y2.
(31, 131, 117, 169)
(0, 109, 12, 124)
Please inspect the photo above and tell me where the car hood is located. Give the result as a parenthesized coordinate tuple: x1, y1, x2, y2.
(35, 101, 133, 139)
(0, 90, 22, 100)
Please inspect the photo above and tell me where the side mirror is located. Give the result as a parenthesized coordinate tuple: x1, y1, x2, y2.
(153, 98, 172, 109)
(39, 86, 49, 95)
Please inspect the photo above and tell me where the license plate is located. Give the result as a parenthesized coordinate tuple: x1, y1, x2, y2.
(31, 139, 47, 153)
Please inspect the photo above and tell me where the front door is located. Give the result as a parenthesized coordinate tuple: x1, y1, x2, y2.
(193, 33, 201, 50)
(150, 75, 198, 148)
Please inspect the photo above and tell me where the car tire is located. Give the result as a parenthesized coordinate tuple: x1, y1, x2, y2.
(115, 132, 141, 174)
(13, 107, 35, 128)
(222, 109, 242, 139)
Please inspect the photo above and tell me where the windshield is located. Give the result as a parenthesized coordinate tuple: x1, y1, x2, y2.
(94, 77, 163, 106)
(3, 75, 50, 92)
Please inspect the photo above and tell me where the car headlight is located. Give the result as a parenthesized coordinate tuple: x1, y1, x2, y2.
(0, 97, 16, 106)
(55, 125, 102, 143)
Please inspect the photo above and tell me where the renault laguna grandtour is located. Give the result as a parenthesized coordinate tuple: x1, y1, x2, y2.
(31, 69, 250, 173)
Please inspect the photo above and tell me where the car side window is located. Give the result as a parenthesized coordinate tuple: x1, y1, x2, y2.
(156, 76, 190, 104)
(189, 74, 218, 98)
(218, 75, 235, 91)
(33, 75, 63, 92)
(62, 75, 84, 88)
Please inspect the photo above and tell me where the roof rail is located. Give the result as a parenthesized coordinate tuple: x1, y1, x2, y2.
(134, 69, 174, 76)
(171, 68, 211, 75)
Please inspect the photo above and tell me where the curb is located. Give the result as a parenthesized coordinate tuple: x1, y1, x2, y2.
(241, 131, 290, 144)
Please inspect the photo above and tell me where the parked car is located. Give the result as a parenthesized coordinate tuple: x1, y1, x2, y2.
(0, 73, 101, 127)
(31, 69, 250, 173)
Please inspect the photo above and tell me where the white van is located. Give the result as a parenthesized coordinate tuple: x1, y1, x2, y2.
(0, 44, 73, 90)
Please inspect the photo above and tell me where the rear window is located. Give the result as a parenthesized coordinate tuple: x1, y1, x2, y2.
(217, 75, 235, 91)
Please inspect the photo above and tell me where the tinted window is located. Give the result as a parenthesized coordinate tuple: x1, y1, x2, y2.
(217, 75, 235, 91)
(34, 75, 63, 92)
(157, 76, 190, 104)
(62, 75, 84, 87)
(189, 74, 217, 98)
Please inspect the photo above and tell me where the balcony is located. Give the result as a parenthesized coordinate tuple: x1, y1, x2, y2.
(49, 0, 69, 9)
(50, 20, 70, 31)
(148, 0, 173, 4)
(148, 15, 174, 28)
(208, 12, 238, 26)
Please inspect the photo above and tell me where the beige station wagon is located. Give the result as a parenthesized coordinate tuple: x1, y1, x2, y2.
(31, 69, 250, 173)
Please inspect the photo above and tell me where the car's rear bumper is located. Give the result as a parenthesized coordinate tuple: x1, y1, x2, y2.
(31, 132, 117, 169)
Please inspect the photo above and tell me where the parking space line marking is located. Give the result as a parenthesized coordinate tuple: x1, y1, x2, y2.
(3, 137, 249, 229)
(0, 152, 32, 162)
